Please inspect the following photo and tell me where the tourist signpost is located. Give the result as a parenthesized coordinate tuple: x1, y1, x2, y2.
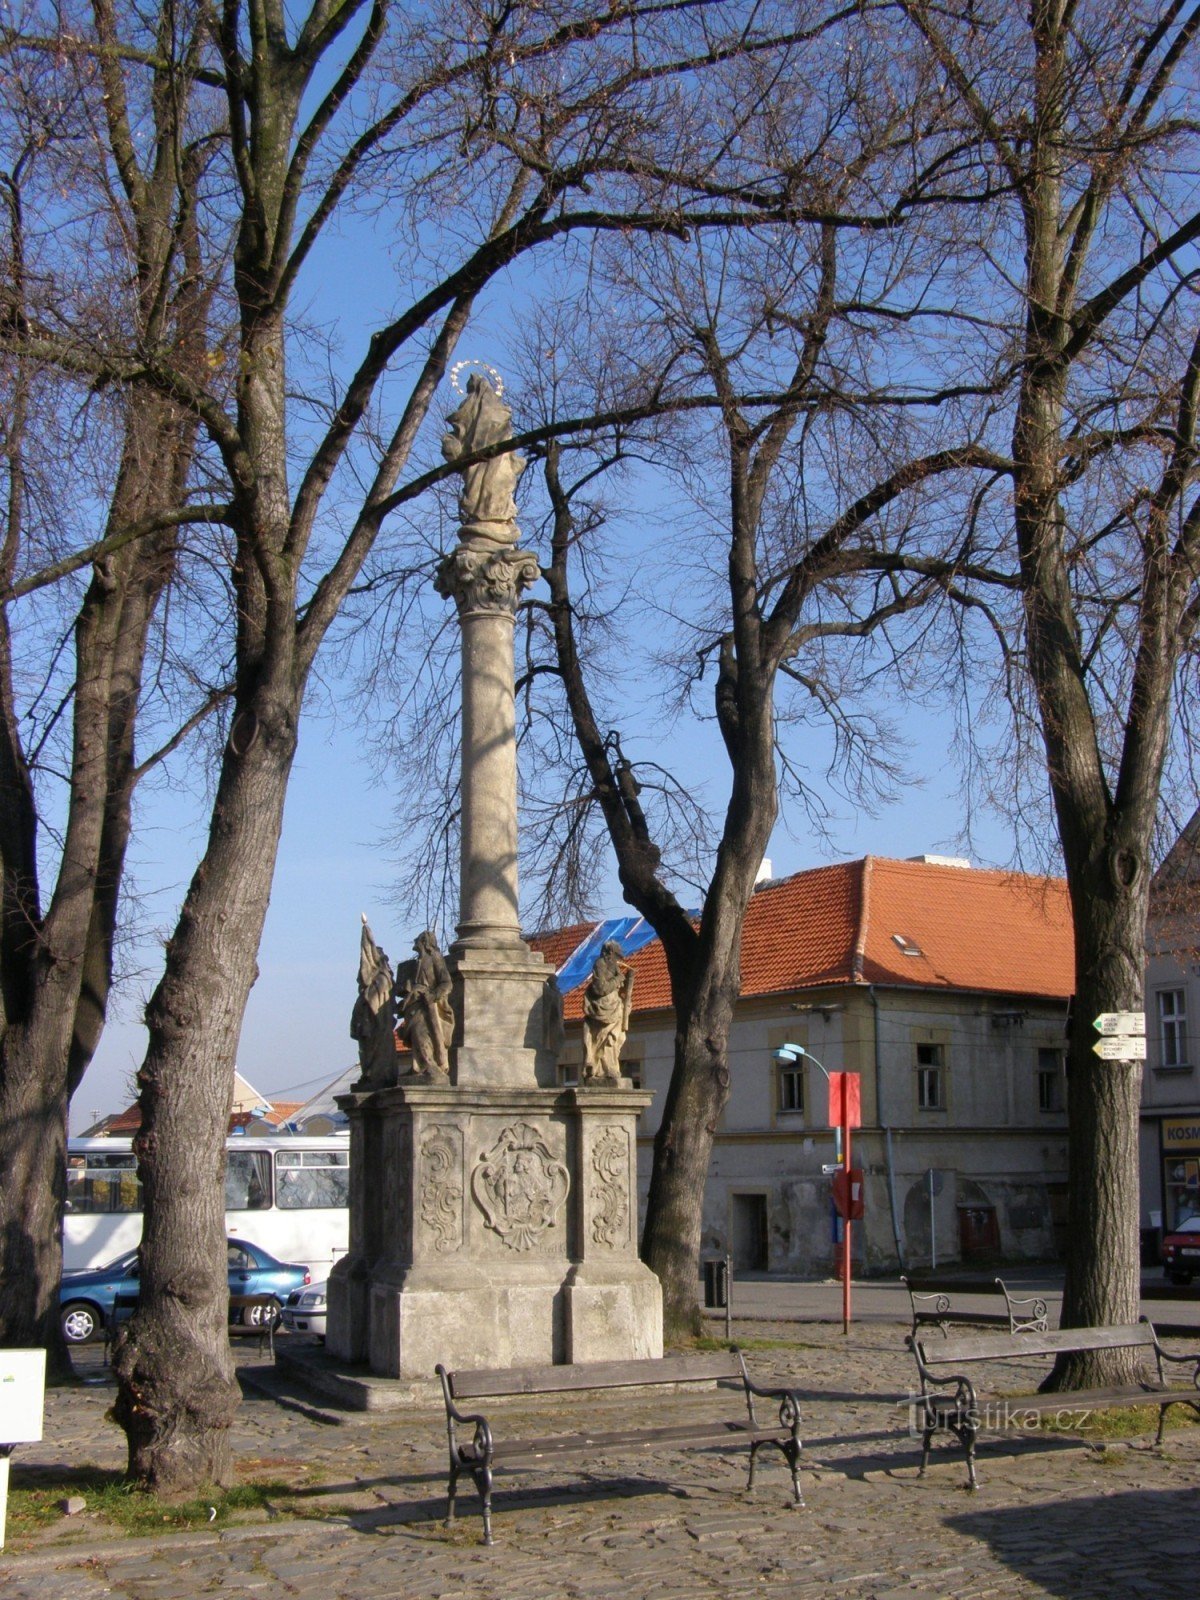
(1092, 1011, 1147, 1060)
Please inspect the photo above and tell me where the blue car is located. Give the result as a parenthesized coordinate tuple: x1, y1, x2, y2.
(60, 1238, 311, 1344)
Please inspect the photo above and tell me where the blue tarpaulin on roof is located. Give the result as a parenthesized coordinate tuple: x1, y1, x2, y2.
(555, 916, 660, 993)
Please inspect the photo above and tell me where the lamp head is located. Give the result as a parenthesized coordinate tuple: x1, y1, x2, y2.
(773, 1043, 806, 1064)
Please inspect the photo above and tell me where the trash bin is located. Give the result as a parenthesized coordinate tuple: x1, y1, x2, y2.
(702, 1257, 727, 1309)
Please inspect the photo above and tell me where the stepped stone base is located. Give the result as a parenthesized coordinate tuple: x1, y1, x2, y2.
(326, 1081, 662, 1380)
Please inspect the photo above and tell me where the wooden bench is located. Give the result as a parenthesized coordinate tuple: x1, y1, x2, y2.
(901, 1275, 1049, 1338)
(436, 1351, 804, 1544)
(907, 1319, 1200, 1489)
(104, 1291, 278, 1361)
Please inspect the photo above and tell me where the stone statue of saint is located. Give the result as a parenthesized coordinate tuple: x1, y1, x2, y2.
(581, 940, 634, 1084)
(397, 929, 454, 1080)
(351, 916, 397, 1089)
(441, 373, 525, 542)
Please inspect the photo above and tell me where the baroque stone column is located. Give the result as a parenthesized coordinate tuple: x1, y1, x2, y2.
(431, 376, 559, 1090)
(434, 543, 540, 948)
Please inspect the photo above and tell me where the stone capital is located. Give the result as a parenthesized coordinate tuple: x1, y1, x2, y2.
(435, 542, 542, 617)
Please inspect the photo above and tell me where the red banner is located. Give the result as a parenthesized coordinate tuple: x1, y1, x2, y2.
(827, 1071, 861, 1129)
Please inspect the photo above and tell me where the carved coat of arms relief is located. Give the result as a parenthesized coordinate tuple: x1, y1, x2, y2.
(471, 1121, 570, 1251)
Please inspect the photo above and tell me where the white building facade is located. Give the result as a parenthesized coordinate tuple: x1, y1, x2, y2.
(547, 856, 1073, 1276)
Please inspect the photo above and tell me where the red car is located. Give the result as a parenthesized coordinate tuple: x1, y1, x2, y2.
(1161, 1215, 1200, 1284)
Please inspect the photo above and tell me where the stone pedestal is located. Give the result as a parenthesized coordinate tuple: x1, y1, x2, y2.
(450, 945, 560, 1089)
(326, 1084, 662, 1378)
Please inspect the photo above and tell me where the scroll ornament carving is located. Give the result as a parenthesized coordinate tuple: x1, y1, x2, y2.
(471, 1121, 570, 1251)
(434, 544, 542, 617)
(590, 1126, 629, 1249)
(420, 1126, 463, 1253)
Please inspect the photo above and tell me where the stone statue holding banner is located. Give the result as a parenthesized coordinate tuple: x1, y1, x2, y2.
(441, 372, 525, 541)
(397, 929, 454, 1080)
(581, 940, 634, 1084)
(351, 916, 397, 1089)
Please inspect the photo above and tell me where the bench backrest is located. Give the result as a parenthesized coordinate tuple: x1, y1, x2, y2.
(902, 1275, 1005, 1298)
(913, 1322, 1156, 1369)
(441, 1351, 744, 1402)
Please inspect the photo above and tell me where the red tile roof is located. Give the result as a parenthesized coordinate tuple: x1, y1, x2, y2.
(531, 857, 1074, 1018)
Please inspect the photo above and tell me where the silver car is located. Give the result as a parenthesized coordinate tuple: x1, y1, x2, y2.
(282, 1280, 327, 1340)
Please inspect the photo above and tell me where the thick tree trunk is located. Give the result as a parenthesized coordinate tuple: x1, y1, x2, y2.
(1042, 836, 1150, 1389)
(0, 1041, 70, 1368)
(643, 984, 739, 1337)
(0, 402, 189, 1373)
(112, 681, 299, 1489)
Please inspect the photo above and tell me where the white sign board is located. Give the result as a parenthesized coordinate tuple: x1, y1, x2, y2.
(0, 1349, 46, 1552)
(0, 1348, 46, 1444)
(1093, 1011, 1146, 1036)
(1092, 1035, 1147, 1060)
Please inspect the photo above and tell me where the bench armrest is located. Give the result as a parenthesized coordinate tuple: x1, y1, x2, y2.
(905, 1334, 980, 1412)
(1153, 1345, 1200, 1389)
(995, 1279, 1048, 1333)
(901, 1277, 952, 1335)
(436, 1365, 495, 1463)
(741, 1373, 803, 1432)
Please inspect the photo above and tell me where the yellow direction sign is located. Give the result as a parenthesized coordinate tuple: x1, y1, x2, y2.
(1092, 1035, 1147, 1060)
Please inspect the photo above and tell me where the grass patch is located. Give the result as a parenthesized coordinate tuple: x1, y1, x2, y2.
(1036, 1403, 1200, 1441)
(5, 1463, 334, 1550)
(987, 1388, 1200, 1442)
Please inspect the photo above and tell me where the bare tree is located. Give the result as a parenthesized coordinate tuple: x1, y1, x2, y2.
(887, 0, 1200, 1381)
(498, 70, 1011, 1328)
(371, 18, 1031, 1333)
(0, 2, 228, 1368)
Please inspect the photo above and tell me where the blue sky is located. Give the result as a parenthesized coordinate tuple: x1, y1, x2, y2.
(73, 653, 1023, 1132)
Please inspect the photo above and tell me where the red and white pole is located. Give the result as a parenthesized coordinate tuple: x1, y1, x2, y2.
(841, 1110, 851, 1335)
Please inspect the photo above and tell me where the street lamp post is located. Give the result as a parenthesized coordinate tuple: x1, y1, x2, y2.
(775, 1044, 861, 1335)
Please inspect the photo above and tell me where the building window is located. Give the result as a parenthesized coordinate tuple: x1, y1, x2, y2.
(916, 1042, 944, 1110)
(1037, 1047, 1065, 1112)
(1158, 990, 1189, 1069)
(777, 1057, 804, 1116)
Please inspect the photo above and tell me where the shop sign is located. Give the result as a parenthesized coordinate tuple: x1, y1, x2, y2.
(1162, 1118, 1200, 1152)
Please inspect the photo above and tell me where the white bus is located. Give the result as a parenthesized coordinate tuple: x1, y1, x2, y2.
(64, 1134, 351, 1279)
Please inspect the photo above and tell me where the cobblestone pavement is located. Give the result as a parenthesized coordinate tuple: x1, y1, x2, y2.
(3, 1319, 1198, 1600)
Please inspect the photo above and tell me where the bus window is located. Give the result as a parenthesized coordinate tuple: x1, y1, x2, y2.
(66, 1151, 142, 1213)
(275, 1149, 350, 1209)
(226, 1149, 271, 1210)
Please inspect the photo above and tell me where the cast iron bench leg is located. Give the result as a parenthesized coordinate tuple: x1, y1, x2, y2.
(471, 1460, 495, 1546)
(784, 1437, 805, 1505)
(446, 1460, 459, 1526)
(918, 1411, 935, 1476)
